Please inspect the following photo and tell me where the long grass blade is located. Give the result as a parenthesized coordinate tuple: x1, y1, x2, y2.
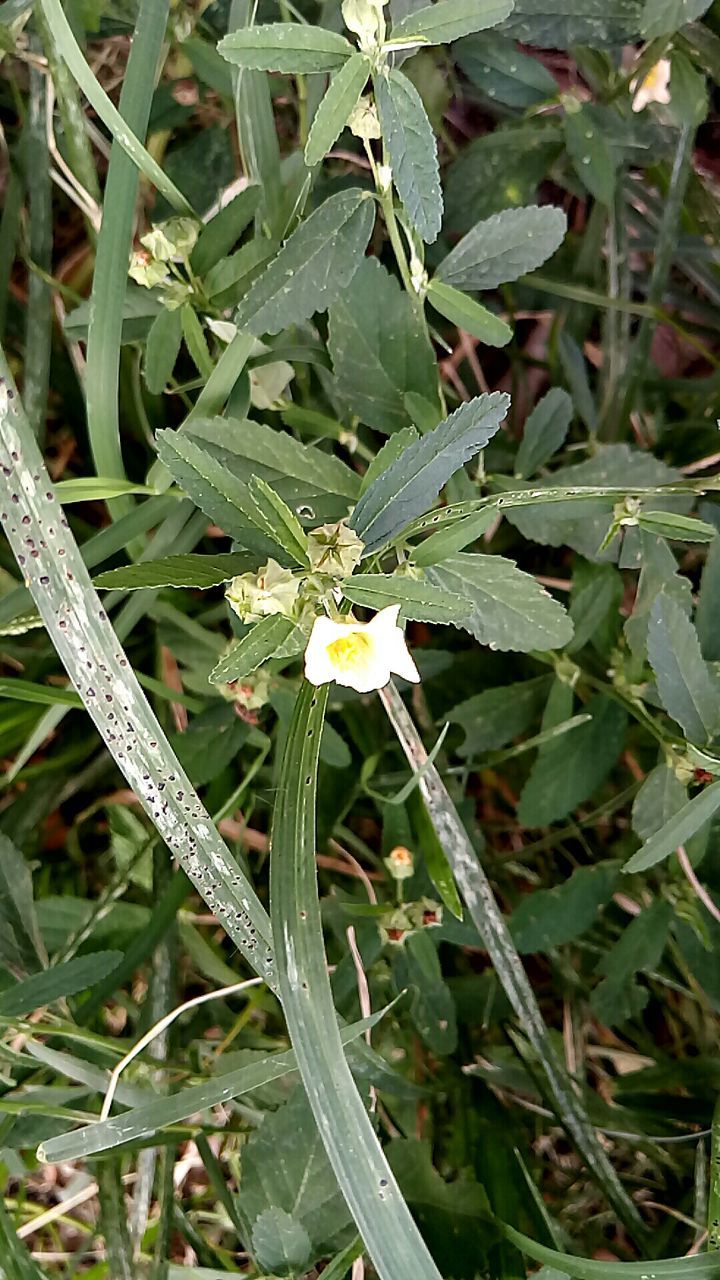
(270, 681, 443, 1280)
(380, 680, 649, 1246)
(0, 351, 275, 988)
(23, 53, 53, 440)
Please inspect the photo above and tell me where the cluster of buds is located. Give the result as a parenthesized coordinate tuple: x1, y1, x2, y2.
(128, 217, 199, 310)
(380, 897, 443, 946)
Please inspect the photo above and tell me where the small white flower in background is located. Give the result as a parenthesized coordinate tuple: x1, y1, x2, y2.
(226, 559, 300, 623)
(304, 605, 420, 693)
(632, 59, 672, 112)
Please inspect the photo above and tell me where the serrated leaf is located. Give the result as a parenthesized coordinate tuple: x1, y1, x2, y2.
(591, 900, 672, 1026)
(411, 507, 498, 566)
(448, 675, 551, 756)
(341, 573, 467, 625)
(641, 0, 711, 38)
(454, 33, 558, 109)
(374, 70, 442, 244)
(248, 475, 310, 566)
(625, 779, 720, 873)
(637, 510, 717, 543)
(209, 615, 299, 685)
(218, 23, 354, 73)
(361, 427, 419, 496)
(427, 279, 512, 346)
(0, 952, 122, 1016)
(437, 205, 567, 291)
(155, 429, 287, 559)
(389, 0, 514, 45)
(95, 553, 256, 592)
(305, 52, 371, 166)
(509, 863, 620, 953)
(499, 1, 644, 49)
(188, 415, 360, 501)
(235, 188, 375, 335)
(191, 185, 262, 276)
(251, 1209, 312, 1276)
(567, 561, 623, 656)
(0, 835, 47, 977)
(518, 690, 627, 827)
(647, 594, 720, 743)
(444, 121, 564, 234)
(625, 531, 694, 658)
(563, 106, 616, 206)
(515, 388, 573, 479)
(328, 259, 440, 435)
(632, 764, 688, 842)
(350, 392, 509, 554)
(144, 306, 183, 395)
(428, 553, 574, 652)
(392, 931, 457, 1055)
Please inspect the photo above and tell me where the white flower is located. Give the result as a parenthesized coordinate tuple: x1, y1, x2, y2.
(632, 59, 672, 113)
(304, 605, 420, 693)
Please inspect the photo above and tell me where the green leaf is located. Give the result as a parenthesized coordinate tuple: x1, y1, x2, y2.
(361, 427, 419, 496)
(625, 531, 693, 657)
(235, 188, 375, 335)
(270, 683, 443, 1280)
(447, 676, 551, 756)
(514, 388, 573, 479)
(591, 900, 672, 1025)
(0, 677, 81, 707)
(204, 237, 279, 309)
(697, 523, 720, 660)
(350, 392, 510, 554)
(341, 573, 468, 626)
(0, 951, 122, 1016)
(0, 835, 47, 976)
(409, 791, 463, 918)
(647, 593, 720, 743)
(437, 205, 566, 291)
(632, 764, 688, 841)
(411, 507, 498, 566)
(37, 1011, 386, 1162)
(509, 863, 620, 953)
(518, 689, 627, 827)
(393, 931, 457, 1055)
(305, 52, 372, 166)
(444, 121, 564, 234)
(248, 475, 310, 566)
(387, 1139, 495, 1278)
(563, 105, 616, 206)
(95, 553, 256, 592)
(637, 510, 717, 543)
(454, 33, 558, 109)
(558, 329, 597, 431)
(642, 0, 711, 38)
(144, 305, 183, 395)
(499, 1, 645, 49)
(180, 302, 213, 379)
(328, 259, 440, 435)
(209, 615, 300, 685)
(54, 477, 158, 502)
(188, 415, 360, 501)
(155, 429, 286, 558)
(427, 554, 574, 652)
(427, 279, 512, 346)
(251, 1209, 312, 1277)
(190, 184, 261, 276)
(218, 23, 354, 73)
(241, 1084, 354, 1266)
(389, 0, 514, 45)
(625, 779, 720, 873)
(505, 1223, 720, 1280)
(0, 1198, 48, 1280)
(374, 69, 442, 244)
(567, 561, 623, 655)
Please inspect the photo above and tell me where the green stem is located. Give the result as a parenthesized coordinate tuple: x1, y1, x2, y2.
(616, 124, 697, 431)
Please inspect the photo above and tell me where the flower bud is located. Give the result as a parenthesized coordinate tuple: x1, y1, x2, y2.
(226, 559, 300, 623)
(348, 97, 382, 140)
(128, 250, 170, 289)
(307, 521, 364, 578)
(384, 845, 415, 881)
(140, 216, 199, 262)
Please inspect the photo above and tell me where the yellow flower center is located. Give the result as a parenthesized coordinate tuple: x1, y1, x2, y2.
(641, 63, 664, 95)
(327, 631, 373, 672)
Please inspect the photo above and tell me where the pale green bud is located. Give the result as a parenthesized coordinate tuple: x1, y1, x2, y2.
(226, 559, 301, 623)
(348, 96, 382, 140)
(128, 250, 170, 289)
(307, 521, 365, 578)
(140, 217, 199, 262)
(342, 0, 387, 50)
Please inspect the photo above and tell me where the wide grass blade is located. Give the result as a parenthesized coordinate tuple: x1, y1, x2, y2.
(380, 680, 649, 1246)
(270, 681, 443, 1280)
(0, 351, 275, 987)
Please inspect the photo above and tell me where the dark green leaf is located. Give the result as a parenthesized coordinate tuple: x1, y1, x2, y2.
(563, 105, 617, 206)
(305, 52, 372, 166)
(437, 205, 566, 291)
(341, 573, 467, 626)
(518, 690, 627, 827)
(328, 259, 440, 435)
(235, 188, 375, 335)
(637, 510, 716, 543)
(514, 388, 573, 479)
(448, 676, 551, 756)
(144, 306, 183, 395)
(389, 0, 514, 45)
(642, 0, 711, 38)
(647, 594, 720, 743)
(393, 931, 457, 1055)
(248, 475, 310, 566)
(428, 554, 574, 652)
(191, 184, 261, 275)
(251, 1209, 312, 1276)
(187, 415, 360, 501)
(411, 507, 498, 565)
(218, 23, 354, 73)
(95, 553, 256, 591)
(624, 780, 720, 873)
(209, 615, 300, 684)
(374, 69, 442, 244)
(0, 952, 122, 1016)
(454, 33, 558, 108)
(427, 279, 512, 346)
(351, 392, 510, 554)
(591, 900, 672, 1025)
(498, 1, 644, 48)
(0, 835, 47, 976)
(632, 764, 688, 841)
(509, 863, 620, 953)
